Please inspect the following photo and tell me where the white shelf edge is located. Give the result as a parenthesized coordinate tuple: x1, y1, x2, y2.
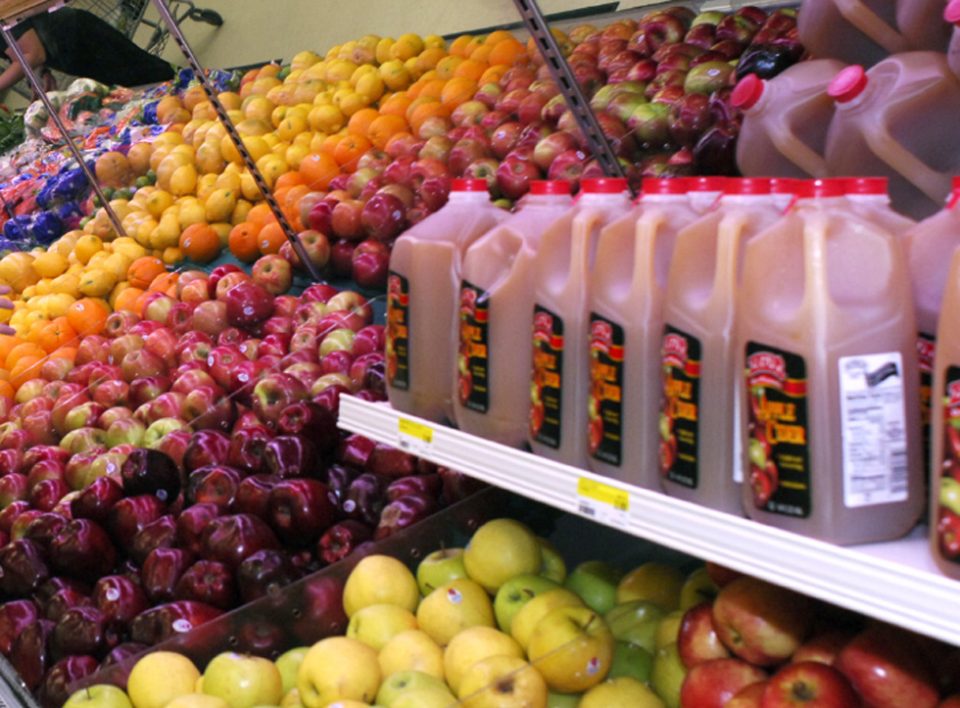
(340, 395, 960, 646)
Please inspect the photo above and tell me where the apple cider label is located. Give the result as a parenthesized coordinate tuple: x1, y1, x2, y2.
(918, 332, 935, 473)
(937, 367, 960, 563)
(839, 352, 909, 508)
(660, 326, 701, 488)
(745, 343, 810, 517)
(457, 281, 490, 413)
(588, 314, 624, 466)
(531, 305, 563, 448)
(386, 272, 410, 390)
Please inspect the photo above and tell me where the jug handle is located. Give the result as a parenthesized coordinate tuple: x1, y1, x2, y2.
(770, 127, 829, 178)
(865, 127, 950, 204)
(833, 0, 909, 53)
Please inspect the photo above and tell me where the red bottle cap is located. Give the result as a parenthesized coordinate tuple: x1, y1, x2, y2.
(450, 178, 490, 192)
(828, 66, 868, 103)
(725, 178, 771, 195)
(796, 178, 846, 198)
(580, 177, 629, 194)
(845, 177, 888, 195)
(769, 177, 803, 194)
(642, 177, 689, 195)
(953, 176, 960, 192)
(530, 180, 572, 195)
(731, 74, 766, 110)
(945, 0, 960, 24)
(689, 176, 727, 192)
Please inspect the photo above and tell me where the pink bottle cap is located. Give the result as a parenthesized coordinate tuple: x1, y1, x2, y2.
(530, 180, 572, 195)
(731, 74, 766, 110)
(450, 178, 490, 192)
(580, 177, 629, 194)
(845, 177, 888, 194)
(725, 178, 771, 195)
(950, 177, 960, 208)
(689, 176, 727, 192)
(797, 178, 846, 198)
(828, 66, 868, 103)
(769, 177, 803, 194)
(945, 0, 960, 24)
(642, 177, 689, 195)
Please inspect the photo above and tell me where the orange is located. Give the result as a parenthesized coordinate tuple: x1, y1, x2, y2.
(36, 317, 78, 353)
(488, 38, 527, 66)
(50, 346, 77, 361)
(66, 298, 109, 336)
(435, 55, 464, 80)
(258, 222, 287, 255)
(408, 100, 450, 134)
(449, 35, 474, 58)
(179, 223, 220, 264)
(148, 271, 180, 296)
(453, 58, 487, 81)
(273, 171, 306, 191)
(440, 77, 478, 109)
(417, 79, 447, 101)
(10, 356, 44, 392)
(320, 134, 343, 156)
(484, 29, 516, 46)
(229, 222, 261, 262)
(468, 44, 493, 65)
(5, 342, 45, 370)
(0, 334, 22, 364)
(127, 256, 167, 289)
(479, 64, 509, 85)
(283, 185, 311, 215)
(332, 134, 371, 169)
(0, 381, 14, 400)
(347, 107, 380, 137)
(299, 152, 340, 191)
(367, 114, 408, 150)
(415, 47, 447, 74)
(113, 286, 145, 314)
(245, 203, 276, 229)
(379, 93, 413, 119)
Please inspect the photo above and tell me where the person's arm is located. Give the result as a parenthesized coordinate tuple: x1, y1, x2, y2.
(0, 28, 46, 93)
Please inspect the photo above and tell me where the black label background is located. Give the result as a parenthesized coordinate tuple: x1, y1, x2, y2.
(662, 325, 701, 488)
(531, 305, 564, 448)
(589, 313, 624, 466)
(919, 332, 935, 476)
(386, 271, 410, 390)
(458, 280, 490, 413)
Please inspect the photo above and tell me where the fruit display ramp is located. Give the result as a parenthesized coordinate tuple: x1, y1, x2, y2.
(338, 396, 960, 647)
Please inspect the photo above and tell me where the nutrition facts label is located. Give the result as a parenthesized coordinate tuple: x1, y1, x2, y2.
(838, 352, 909, 508)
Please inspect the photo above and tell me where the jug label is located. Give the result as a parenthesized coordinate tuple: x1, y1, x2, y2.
(588, 314, 625, 466)
(660, 325, 702, 488)
(745, 343, 810, 518)
(839, 352, 909, 508)
(531, 305, 564, 448)
(458, 281, 490, 413)
(918, 332, 935, 472)
(936, 366, 960, 564)
(386, 272, 411, 390)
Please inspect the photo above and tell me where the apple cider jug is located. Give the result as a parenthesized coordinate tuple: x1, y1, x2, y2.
(687, 176, 726, 215)
(587, 178, 699, 487)
(529, 178, 633, 468)
(824, 53, 960, 220)
(732, 59, 846, 179)
(386, 179, 507, 424)
(738, 178, 923, 543)
(659, 178, 782, 515)
(454, 181, 574, 447)
(948, 0, 960, 79)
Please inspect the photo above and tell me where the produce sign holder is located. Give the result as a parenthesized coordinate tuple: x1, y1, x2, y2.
(0, 655, 37, 708)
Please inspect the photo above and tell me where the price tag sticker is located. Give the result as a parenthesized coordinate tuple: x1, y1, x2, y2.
(398, 418, 433, 456)
(576, 477, 630, 526)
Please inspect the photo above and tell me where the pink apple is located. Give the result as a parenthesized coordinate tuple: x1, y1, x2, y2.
(680, 657, 767, 708)
(761, 661, 860, 708)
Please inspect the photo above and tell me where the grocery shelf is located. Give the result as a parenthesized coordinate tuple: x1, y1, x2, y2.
(339, 395, 960, 646)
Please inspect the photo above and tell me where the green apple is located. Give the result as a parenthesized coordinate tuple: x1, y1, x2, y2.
(650, 642, 686, 708)
(548, 691, 581, 708)
(564, 560, 623, 615)
(527, 605, 615, 694)
(375, 670, 449, 706)
(202, 652, 283, 708)
(415, 577, 495, 647)
(279, 689, 302, 707)
(579, 676, 665, 707)
(457, 655, 548, 706)
(941, 477, 960, 515)
(604, 600, 665, 653)
(416, 547, 467, 595)
(493, 573, 560, 633)
(346, 603, 418, 651)
(679, 566, 719, 610)
(443, 625, 523, 693)
(609, 640, 654, 683)
(390, 687, 458, 708)
(298, 637, 381, 706)
(343, 554, 420, 617)
(127, 651, 201, 708)
(616, 562, 683, 612)
(655, 610, 684, 650)
(164, 696, 230, 708)
(378, 629, 445, 680)
(538, 537, 567, 583)
(143, 417, 190, 448)
(275, 647, 309, 695)
(511, 587, 584, 650)
(463, 518, 543, 593)
(63, 685, 134, 708)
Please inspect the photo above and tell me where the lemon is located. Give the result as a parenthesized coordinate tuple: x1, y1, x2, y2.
(145, 189, 175, 219)
(102, 252, 132, 280)
(214, 171, 241, 193)
(78, 268, 118, 298)
(41, 293, 74, 318)
(50, 273, 79, 297)
(205, 188, 239, 223)
(170, 164, 198, 197)
(177, 199, 206, 228)
(196, 173, 218, 202)
(239, 171, 262, 201)
(73, 234, 104, 265)
(32, 251, 68, 279)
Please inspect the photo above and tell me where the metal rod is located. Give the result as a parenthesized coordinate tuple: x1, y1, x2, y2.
(0, 23, 128, 237)
(149, 0, 324, 281)
(511, 0, 635, 197)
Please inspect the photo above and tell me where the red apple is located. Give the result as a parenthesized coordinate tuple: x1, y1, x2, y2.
(762, 661, 860, 708)
(680, 657, 767, 708)
(679, 601, 732, 667)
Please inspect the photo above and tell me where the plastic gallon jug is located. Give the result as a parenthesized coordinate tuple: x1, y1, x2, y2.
(454, 181, 574, 447)
(845, 176, 917, 235)
(386, 179, 507, 424)
(529, 178, 633, 468)
(587, 178, 699, 487)
(732, 59, 846, 179)
(659, 178, 782, 515)
(770, 178, 804, 212)
(688, 176, 726, 215)
(824, 53, 960, 220)
(949, 0, 960, 79)
(738, 178, 923, 543)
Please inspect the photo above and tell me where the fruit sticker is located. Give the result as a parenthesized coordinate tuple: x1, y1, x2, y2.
(588, 314, 624, 465)
(385, 272, 410, 390)
(458, 281, 490, 412)
(660, 326, 701, 487)
(918, 333, 935, 472)
(530, 306, 563, 448)
(936, 367, 960, 563)
(744, 343, 809, 517)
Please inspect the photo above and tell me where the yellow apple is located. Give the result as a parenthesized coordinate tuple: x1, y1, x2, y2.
(655, 610, 685, 650)
(390, 688, 457, 708)
(164, 695, 230, 708)
(616, 562, 683, 611)
(679, 566, 719, 610)
(343, 555, 420, 617)
(510, 588, 584, 650)
(347, 603, 418, 651)
(537, 537, 567, 583)
(280, 688, 303, 707)
(650, 642, 686, 708)
(63, 685, 134, 708)
(416, 547, 468, 595)
(298, 637, 381, 707)
(127, 651, 200, 708)
(379, 629, 445, 680)
(325, 701, 372, 708)
(202, 652, 283, 708)
(579, 677, 665, 707)
(527, 606, 615, 693)
(444, 626, 523, 693)
(463, 519, 543, 593)
(416, 578, 495, 646)
(375, 670, 450, 706)
(457, 654, 548, 708)
(275, 647, 310, 694)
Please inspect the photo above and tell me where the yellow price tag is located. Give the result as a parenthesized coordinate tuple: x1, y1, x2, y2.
(577, 478, 630, 524)
(398, 418, 433, 454)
